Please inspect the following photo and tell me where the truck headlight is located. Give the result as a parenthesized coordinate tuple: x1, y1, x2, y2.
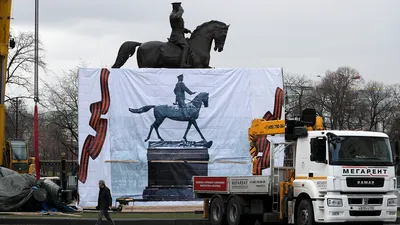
(327, 198, 343, 207)
(387, 198, 397, 206)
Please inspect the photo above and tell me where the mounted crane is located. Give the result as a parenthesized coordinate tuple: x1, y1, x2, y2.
(193, 108, 398, 225)
(0, 0, 35, 174)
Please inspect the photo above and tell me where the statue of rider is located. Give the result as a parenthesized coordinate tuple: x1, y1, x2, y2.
(169, 2, 192, 68)
(174, 74, 196, 108)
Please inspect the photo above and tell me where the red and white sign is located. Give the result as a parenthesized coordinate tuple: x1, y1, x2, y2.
(193, 176, 228, 192)
(229, 176, 270, 193)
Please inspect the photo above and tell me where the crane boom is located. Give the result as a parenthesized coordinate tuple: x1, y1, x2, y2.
(0, 0, 12, 167)
(0, 0, 34, 174)
(248, 119, 286, 140)
(248, 110, 325, 141)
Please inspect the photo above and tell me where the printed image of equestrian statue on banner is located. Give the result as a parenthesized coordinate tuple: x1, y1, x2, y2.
(77, 68, 284, 207)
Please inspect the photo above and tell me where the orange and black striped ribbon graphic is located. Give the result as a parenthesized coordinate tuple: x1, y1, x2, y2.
(78, 68, 111, 183)
(251, 87, 284, 175)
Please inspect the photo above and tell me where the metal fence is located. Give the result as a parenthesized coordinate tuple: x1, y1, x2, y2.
(39, 160, 78, 177)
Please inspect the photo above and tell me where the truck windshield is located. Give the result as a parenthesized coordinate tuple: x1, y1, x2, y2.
(11, 141, 28, 161)
(328, 136, 393, 166)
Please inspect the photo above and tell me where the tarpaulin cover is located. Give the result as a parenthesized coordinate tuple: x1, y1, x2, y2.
(77, 68, 285, 206)
(0, 167, 36, 211)
(41, 179, 64, 209)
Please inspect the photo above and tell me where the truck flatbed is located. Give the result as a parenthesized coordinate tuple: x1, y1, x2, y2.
(193, 175, 270, 195)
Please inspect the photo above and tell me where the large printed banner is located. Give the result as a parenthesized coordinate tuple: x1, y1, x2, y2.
(77, 68, 284, 207)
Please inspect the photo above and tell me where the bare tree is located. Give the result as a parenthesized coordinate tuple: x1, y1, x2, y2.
(42, 65, 79, 156)
(6, 31, 46, 100)
(360, 81, 399, 131)
(38, 114, 66, 160)
(284, 73, 315, 118)
(312, 66, 363, 129)
(4, 99, 33, 140)
(388, 116, 400, 142)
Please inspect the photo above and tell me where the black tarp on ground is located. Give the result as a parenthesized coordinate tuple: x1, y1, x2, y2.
(41, 179, 64, 209)
(0, 167, 76, 212)
(0, 167, 36, 211)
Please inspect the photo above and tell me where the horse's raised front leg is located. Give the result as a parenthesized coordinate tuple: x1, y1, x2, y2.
(183, 121, 193, 142)
(192, 120, 206, 142)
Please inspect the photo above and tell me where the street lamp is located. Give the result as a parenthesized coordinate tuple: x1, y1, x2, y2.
(34, 0, 40, 180)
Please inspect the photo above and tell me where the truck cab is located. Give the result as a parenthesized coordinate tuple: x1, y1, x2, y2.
(292, 129, 398, 224)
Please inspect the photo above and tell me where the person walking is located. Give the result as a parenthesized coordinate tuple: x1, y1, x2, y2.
(95, 180, 115, 225)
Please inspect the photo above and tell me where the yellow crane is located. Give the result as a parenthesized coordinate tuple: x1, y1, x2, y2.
(0, 0, 35, 174)
(248, 109, 324, 139)
(248, 108, 324, 222)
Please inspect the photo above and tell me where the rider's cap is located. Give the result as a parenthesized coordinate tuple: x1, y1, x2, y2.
(172, 2, 181, 7)
(177, 74, 183, 79)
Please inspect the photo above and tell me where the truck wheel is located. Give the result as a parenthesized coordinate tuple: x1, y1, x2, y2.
(295, 199, 314, 225)
(226, 196, 244, 225)
(209, 196, 226, 225)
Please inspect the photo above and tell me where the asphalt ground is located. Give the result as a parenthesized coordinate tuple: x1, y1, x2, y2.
(0, 218, 208, 225)
(0, 212, 205, 225)
(0, 218, 398, 225)
(0, 212, 399, 225)
(0, 219, 398, 225)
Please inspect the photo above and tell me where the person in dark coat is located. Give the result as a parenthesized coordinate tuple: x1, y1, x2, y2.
(95, 180, 115, 225)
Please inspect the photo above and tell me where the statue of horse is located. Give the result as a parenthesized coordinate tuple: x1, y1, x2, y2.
(128, 92, 209, 142)
(112, 20, 229, 69)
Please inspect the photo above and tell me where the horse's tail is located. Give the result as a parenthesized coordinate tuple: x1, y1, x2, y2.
(129, 105, 155, 114)
(111, 41, 142, 68)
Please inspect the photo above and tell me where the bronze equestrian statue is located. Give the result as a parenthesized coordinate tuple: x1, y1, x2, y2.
(169, 2, 192, 68)
(111, 3, 230, 69)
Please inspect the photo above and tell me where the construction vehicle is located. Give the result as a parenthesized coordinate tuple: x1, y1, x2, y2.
(0, 0, 35, 174)
(193, 108, 399, 225)
(3, 139, 35, 174)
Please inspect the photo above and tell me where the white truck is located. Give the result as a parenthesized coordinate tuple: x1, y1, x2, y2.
(193, 108, 398, 225)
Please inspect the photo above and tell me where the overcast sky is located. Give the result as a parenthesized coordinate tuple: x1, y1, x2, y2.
(9, 0, 400, 94)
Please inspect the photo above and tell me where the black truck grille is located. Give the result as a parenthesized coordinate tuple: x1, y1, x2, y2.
(348, 198, 383, 205)
(349, 210, 381, 216)
(346, 177, 384, 188)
